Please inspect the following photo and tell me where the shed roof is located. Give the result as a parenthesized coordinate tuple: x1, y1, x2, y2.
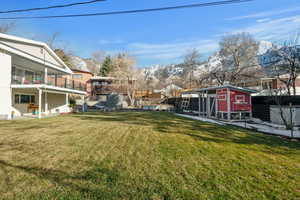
(184, 85, 257, 94)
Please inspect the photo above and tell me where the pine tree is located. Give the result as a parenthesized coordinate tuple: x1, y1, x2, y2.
(99, 56, 113, 76)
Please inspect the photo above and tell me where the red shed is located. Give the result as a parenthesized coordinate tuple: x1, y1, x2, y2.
(184, 85, 256, 121)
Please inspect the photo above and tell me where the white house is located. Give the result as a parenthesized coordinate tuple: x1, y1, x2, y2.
(0, 33, 86, 119)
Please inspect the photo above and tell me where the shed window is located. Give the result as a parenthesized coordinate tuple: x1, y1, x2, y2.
(217, 95, 226, 101)
(235, 95, 245, 103)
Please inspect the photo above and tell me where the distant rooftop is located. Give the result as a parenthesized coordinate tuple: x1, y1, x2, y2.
(91, 76, 116, 80)
(91, 76, 137, 81)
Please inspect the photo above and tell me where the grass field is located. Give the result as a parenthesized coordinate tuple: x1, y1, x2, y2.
(0, 112, 299, 200)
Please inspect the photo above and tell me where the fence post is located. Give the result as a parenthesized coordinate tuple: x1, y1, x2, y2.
(289, 102, 294, 138)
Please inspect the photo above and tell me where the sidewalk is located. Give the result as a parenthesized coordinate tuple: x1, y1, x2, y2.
(175, 113, 300, 139)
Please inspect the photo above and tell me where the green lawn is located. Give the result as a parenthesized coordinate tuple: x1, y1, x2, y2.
(0, 112, 299, 200)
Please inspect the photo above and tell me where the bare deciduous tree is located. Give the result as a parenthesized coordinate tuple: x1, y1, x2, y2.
(181, 48, 202, 88)
(139, 69, 157, 91)
(0, 22, 15, 34)
(47, 32, 61, 50)
(91, 50, 106, 74)
(110, 53, 137, 106)
(92, 51, 106, 64)
(210, 32, 260, 85)
(261, 35, 300, 137)
(266, 39, 300, 96)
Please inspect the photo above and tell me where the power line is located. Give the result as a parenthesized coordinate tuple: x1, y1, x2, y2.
(0, 0, 253, 20)
(0, 0, 106, 14)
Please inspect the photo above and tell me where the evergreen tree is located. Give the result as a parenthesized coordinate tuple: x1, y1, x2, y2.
(99, 56, 113, 76)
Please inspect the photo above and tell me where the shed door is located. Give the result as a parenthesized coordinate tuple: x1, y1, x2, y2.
(208, 96, 216, 117)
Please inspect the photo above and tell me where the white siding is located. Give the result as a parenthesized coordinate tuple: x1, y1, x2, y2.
(0, 51, 12, 119)
(0, 39, 64, 69)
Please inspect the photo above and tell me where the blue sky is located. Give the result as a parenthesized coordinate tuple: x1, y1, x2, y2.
(2, 0, 300, 67)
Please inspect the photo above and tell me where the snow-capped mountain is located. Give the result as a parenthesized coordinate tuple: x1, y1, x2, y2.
(142, 40, 274, 80)
(69, 55, 100, 74)
(69, 56, 90, 72)
(258, 40, 273, 55)
(142, 64, 161, 77)
(142, 64, 183, 81)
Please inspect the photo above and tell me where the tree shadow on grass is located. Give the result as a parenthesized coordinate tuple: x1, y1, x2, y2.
(73, 112, 300, 153)
(0, 159, 122, 200)
(0, 159, 174, 200)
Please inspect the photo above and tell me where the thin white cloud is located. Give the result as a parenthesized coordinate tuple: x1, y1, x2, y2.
(101, 12, 300, 66)
(232, 15, 300, 41)
(228, 6, 300, 20)
(98, 39, 125, 45)
(132, 15, 300, 65)
(256, 18, 271, 23)
(126, 39, 219, 62)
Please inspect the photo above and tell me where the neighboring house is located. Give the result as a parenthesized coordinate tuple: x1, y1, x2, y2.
(237, 76, 300, 96)
(158, 84, 182, 98)
(70, 69, 93, 96)
(135, 90, 162, 99)
(0, 33, 86, 119)
(255, 45, 300, 95)
(136, 84, 182, 100)
(90, 76, 135, 100)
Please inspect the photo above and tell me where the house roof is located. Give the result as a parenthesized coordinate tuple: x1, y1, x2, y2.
(0, 33, 72, 74)
(91, 76, 137, 81)
(91, 76, 116, 81)
(184, 85, 257, 94)
(71, 68, 94, 75)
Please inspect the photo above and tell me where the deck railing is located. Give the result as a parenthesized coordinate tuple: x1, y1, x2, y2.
(11, 74, 86, 92)
(92, 84, 128, 95)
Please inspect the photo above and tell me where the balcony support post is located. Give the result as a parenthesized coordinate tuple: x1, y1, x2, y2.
(81, 95, 85, 112)
(38, 89, 42, 119)
(45, 92, 48, 114)
(66, 93, 69, 107)
(44, 67, 48, 85)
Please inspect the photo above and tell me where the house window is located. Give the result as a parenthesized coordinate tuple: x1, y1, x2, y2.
(72, 74, 83, 79)
(15, 94, 35, 104)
